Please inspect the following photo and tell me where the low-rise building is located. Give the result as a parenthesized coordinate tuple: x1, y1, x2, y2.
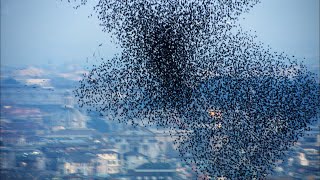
(96, 150, 121, 176)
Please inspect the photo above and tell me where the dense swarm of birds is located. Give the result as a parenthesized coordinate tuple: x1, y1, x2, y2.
(69, 0, 319, 179)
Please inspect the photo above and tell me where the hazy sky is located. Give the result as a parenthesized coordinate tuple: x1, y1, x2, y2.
(1, 0, 319, 72)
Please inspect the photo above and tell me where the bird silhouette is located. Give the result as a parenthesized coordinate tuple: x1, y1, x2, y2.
(69, 0, 320, 179)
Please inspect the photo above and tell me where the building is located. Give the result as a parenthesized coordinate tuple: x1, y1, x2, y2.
(49, 91, 89, 129)
(124, 151, 149, 170)
(109, 125, 162, 159)
(129, 162, 177, 180)
(63, 153, 95, 175)
(96, 150, 121, 176)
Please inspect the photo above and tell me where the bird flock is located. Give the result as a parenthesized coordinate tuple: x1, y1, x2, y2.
(70, 0, 319, 179)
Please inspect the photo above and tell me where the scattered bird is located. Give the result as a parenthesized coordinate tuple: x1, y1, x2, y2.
(70, 0, 319, 179)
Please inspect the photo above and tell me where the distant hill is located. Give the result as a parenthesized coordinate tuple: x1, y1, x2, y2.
(1, 78, 23, 86)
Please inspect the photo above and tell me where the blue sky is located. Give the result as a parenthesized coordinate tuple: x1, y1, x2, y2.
(1, 0, 319, 73)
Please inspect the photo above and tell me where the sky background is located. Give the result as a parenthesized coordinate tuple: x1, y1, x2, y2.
(1, 0, 319, 73)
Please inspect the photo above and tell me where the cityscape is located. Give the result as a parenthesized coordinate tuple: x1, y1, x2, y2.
(0, 65, 319, 180)
(1, 0, 319, 179)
